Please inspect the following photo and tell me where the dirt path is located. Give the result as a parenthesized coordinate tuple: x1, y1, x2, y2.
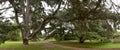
(43, 42, 120, 50)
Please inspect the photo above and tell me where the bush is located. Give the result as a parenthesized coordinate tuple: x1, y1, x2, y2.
(8, 31, 20, 41)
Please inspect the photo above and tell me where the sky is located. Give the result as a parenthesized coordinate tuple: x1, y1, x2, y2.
(113, 0, 120, 5)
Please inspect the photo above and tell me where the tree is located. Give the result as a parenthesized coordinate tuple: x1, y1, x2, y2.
(7, 0, 64, 45)
(0, 0, 119, 45)
(73, 19, 114, 43)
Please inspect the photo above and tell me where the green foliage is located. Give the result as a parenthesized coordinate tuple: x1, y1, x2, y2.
(0, 34, 8, 43)
(63, 33, 77, 40)
(74, 20, 114, 43)
(0, 21, 20, 44)
(8, 30, 20, 41)
(44, 21, 77, 41)
(101, 37, 112, 43)
(54, 34, 64, 41)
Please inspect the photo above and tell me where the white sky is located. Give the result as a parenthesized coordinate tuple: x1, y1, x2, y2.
(113, 0, 120, 5)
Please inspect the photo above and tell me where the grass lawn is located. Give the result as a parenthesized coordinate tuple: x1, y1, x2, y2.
(0, 41, 72, 50)
(1, 40, 120, 50)
(52, 40, 120, 48)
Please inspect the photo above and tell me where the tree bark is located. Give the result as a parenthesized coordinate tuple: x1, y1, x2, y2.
(79, 37, 84, 43)
(23, 38, 29, 45)
(21, 28, 29, 45)
(22, 0, 30, 45)
(8, 0, 29, 45)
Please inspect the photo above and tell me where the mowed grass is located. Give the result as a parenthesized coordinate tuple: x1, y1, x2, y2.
(0, 41, 72, 50)
(2, 40, 120, 50)
(53, 40, 120, 48)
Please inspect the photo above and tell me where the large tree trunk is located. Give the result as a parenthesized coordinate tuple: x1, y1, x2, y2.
(21, 28, 29, 45)
(23, 38, 29, 45)
(8, 0, 29, 45)
(22, 0, 31, 45)
(79, 37, 85, 43)
(79, 40, 84, 43)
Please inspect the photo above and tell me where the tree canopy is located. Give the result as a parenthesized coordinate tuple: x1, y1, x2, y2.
(0, 0, 120, 45)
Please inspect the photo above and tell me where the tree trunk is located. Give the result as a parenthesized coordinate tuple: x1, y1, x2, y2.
(21, 28, 29, 45)
(23, 38, 29, 45)
(79, 37, 84, 43)
(22, 0, 31, 45)
(79, 40, 84, 43)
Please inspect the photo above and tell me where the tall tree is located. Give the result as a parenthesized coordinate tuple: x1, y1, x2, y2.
(0, 0, 119, 45)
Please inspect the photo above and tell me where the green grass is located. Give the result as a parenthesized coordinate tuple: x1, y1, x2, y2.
(53, 40, 120, 48)
(2, 40, 120, 50)
(0, 41, 72, 50)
